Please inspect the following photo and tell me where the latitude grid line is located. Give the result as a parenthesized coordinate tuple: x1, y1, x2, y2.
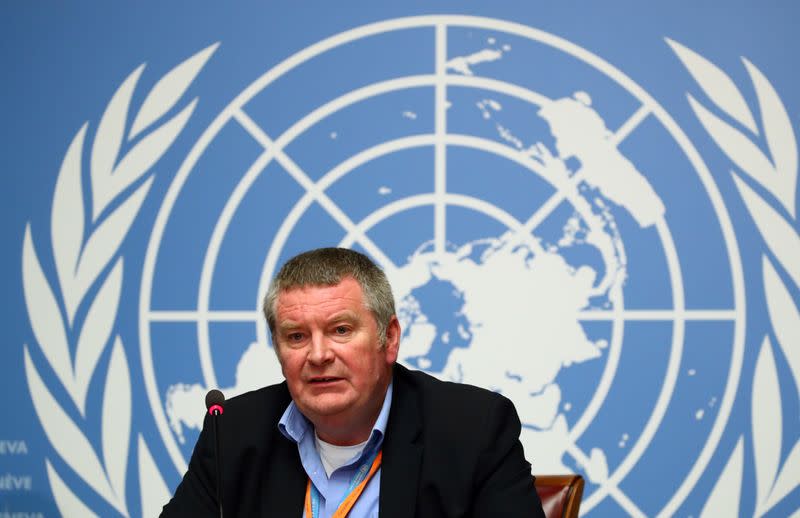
(145, 308, 736, 323)
(578, 309, 736, 321)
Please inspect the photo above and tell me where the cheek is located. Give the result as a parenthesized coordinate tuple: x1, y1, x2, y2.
(351, 354, 384, 385)
(277, 351, 302, 378)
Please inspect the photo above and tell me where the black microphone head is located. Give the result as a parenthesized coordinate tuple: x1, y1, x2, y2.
(205, 389, 225, 410)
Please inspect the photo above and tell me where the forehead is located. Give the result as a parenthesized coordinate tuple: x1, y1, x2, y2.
(275, 277, 367, 320)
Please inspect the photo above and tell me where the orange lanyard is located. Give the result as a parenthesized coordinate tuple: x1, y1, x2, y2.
(304, 450, 383, 518)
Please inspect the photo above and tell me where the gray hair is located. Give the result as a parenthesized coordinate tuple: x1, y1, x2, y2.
(263, 248, 396, 347)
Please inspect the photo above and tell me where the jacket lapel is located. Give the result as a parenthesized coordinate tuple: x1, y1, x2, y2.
(263, 438, 306, 517)
(379, 365, 423, 518)
(261, 385, 307, 517)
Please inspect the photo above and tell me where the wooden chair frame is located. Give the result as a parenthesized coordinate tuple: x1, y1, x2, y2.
(534, 474, 585, 518)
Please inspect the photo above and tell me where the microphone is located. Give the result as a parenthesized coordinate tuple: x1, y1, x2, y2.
(205, 390, 225, 518)
(206, 389, 225, 416)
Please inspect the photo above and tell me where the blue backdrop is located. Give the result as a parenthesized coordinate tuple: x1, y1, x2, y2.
(2, 2, 799, 517)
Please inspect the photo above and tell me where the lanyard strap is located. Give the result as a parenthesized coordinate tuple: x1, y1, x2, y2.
(304, 450, 383, 518)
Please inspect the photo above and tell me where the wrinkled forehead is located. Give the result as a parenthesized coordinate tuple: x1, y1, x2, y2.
(275, 278, 368, 310)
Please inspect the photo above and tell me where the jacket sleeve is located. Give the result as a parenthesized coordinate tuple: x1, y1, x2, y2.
(470, 395, 546, 517)
(159, 414, 219, 517)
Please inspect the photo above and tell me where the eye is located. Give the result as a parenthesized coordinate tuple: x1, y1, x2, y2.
(334, 325, 350, 335)
(287, 332, 304, 342)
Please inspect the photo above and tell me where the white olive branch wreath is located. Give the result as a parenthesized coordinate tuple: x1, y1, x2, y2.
(22, 44, 218, 517)
(668, 39, 800, 517)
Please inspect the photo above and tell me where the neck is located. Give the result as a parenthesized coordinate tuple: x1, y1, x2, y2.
(315, 426, 371, 447)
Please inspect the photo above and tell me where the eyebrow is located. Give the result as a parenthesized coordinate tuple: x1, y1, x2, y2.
(328, 310, 361, 324)
(276, 321, 302, 334)
(276, 311, 362, 333)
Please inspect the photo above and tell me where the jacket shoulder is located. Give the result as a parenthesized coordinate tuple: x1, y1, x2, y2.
(225, 381, 290, 409)
(399, 365, 508, 404)
(213, 382, 290, 436)
(395, 365, 514, 428)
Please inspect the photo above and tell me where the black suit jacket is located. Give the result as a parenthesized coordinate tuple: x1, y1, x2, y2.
(161, 364, 545, 517)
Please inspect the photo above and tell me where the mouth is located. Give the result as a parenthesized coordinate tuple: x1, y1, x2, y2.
(308, 377, 343, 384)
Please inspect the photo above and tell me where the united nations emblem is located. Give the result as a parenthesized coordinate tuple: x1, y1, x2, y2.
(23, 15, 799, 517)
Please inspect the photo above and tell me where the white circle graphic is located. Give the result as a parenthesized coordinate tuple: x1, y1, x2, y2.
(140, 16, 744, 516)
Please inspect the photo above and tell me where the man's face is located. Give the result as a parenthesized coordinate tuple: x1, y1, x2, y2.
(273, 277, 399, 444)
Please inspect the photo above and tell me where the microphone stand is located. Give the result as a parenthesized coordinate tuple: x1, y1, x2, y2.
(206, 390, 225, 518)
(211, 407, 224, 518)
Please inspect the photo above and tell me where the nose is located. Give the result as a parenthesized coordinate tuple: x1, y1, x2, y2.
(308, 332, 334, 366)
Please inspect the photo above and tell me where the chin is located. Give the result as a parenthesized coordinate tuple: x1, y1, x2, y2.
(303, 397, 354, 418)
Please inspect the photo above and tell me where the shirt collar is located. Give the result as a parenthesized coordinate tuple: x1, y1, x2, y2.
(279, 379, 394, 449)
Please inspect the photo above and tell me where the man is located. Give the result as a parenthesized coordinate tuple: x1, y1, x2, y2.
(162, 248, 545, 517)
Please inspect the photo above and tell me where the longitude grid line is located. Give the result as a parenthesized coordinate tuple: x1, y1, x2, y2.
(566, 444, 647, 518)
(430, 63, 652, 515)
(520, 168, 589, 237)
(233, 108, 397, 270)
(611, 487, 648, 518)
(521, 190, 566, 235)
(434, 23, 447, 257)
(611, 104, 652, 146)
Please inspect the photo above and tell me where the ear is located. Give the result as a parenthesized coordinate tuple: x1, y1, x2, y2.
(384, 315, 400, 364)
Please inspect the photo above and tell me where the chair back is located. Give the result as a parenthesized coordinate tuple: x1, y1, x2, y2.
(534, 474, 584, 518)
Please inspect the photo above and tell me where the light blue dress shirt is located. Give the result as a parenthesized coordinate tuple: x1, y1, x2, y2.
(278, 381, 393, 518)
